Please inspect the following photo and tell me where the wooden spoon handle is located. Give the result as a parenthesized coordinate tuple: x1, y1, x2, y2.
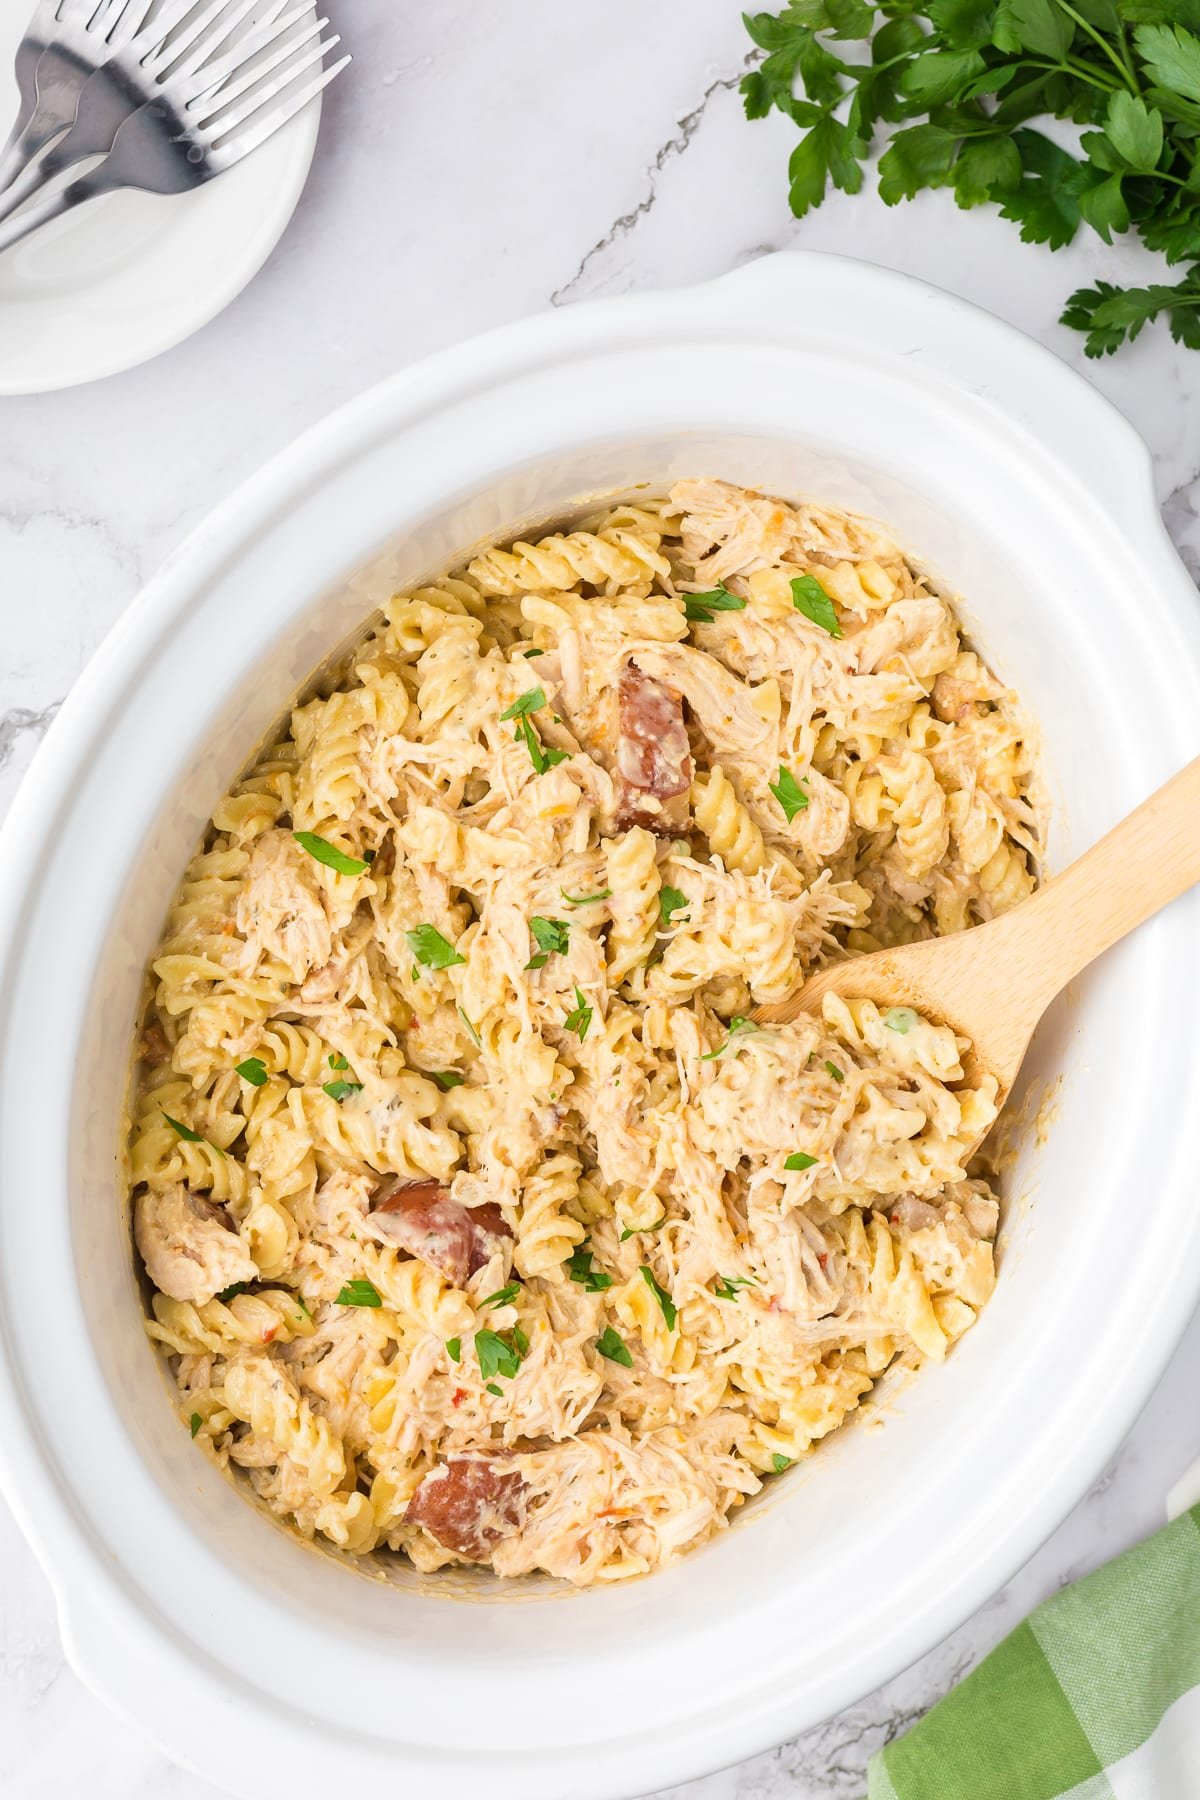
(1004, 753, 1200, 1012)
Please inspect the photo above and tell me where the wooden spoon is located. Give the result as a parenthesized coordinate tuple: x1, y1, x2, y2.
(754, 756, 1200, 1114)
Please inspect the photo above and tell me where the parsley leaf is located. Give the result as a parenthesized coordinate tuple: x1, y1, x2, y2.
(790, 575, 843, 637)
(475, 1327, 524, 1381)
(769, 766, 810, 822)
(772, 1452, 793, 1473)
(216, 1282, 250, 1304)
(713, 1274, 758, 1301)
(336, 1279, 382, 1308)
(701, 1016, 761, 1061)
(500, 686, 547, 721)
(406, 924, 466, 970)
(658, 885, 689, 926)
(501, 688, 570, 774)
(430, 1069, 465, 1090)
(561, 886, 611, 906)
(785, 1152, 818, 1171)
(457, 1006, 482, 1048)
(162, 1112, 224, 1156)
(639, 1265, 678, 1330)
(522, 646, 545, 658)
(596, 1325, 633, 1367)
(527, 916, 569, 971)
(683, 583, 748, 624)
(293, 831, 368, 877)
(234, 1057, 268, 1086)
(620, 1215, 667, 1241)
(824, 1060, 845, 1082)
(1061, 269, 1200, 356)
(564, 984, 593, 1041)
(486, 1382, 504, 1397)
(322, 1079, 363, 1102)
(884, 1006, 918, 1034)
(445, 1336, 461, 1361)
(190, 1412, 202, 1438)
(479, 1282, 522, 1309)
(328, 1052, 349, 1070)
(567, 1244, 614, 1292)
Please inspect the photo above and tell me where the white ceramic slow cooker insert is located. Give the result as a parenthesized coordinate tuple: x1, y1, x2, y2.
(1, 254, 1198, 1799)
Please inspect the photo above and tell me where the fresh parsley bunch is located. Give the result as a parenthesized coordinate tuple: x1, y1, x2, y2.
(740, 0, 1200, 356)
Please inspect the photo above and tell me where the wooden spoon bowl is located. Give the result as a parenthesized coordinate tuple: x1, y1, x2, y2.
(755, 756, 1200, 1125)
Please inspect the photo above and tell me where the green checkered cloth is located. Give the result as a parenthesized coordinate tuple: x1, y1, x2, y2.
(868, 1502, 1200, 1800)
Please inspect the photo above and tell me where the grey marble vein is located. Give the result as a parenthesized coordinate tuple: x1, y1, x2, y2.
(551, 52, 758, 307)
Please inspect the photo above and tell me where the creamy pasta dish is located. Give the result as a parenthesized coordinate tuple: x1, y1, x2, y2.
(128, 479, 1040, 1584)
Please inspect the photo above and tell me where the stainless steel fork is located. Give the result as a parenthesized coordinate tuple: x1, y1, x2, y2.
(0, 0, 163, 197)
(0, 6, 348, 254)
(0, 0, 306, 223)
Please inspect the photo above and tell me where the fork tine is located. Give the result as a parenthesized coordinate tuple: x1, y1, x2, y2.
(201, 32, 340, 139)
(166, 0, 276, 79)
(106, 0, 157, 46)
(187, 17, 330, 123)
(140, 0, 232, 74)
(209, 49, 349, 165)
(163, 1, 313, 100)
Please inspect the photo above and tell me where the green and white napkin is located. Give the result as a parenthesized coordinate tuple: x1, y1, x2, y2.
(869, 1502, 1200, 1799)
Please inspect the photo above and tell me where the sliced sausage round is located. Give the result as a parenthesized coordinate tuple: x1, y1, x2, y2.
(406, 1458, 527, 1560)
(369, 1178, 512, 1287)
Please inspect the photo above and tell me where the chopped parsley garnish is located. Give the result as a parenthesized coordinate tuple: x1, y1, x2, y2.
(161, 1112, 224, 1156)
(406, 924, 466, 969)
(522, 647, 545, 658)
(772, 1453, 792, 1474)
(713, 1274, 758, 1301)
(639, 1265, 677, 1330)
(564, 984, 593, 1041)
(234, 1057, 268, 1087)
(658, 885, 689, 927)
(620, 1215, 667, 1242)
(500, 686, 548, 721)
(501, 687, 569, 775)
(336, 1278, 383, 1308)
(216, 1282, 250, 1304)
(596, 1325, 633, 1367)
(486, 1382, 504, 1397)
(885, 1006, 918, 1035)
(190, 1413, 202, 1438)
(683, 582, 748, 625)
(294, 1293, 312, 1320)
(475, 1327, 525, 1382)
(784, 1152, 818, 1172)
(479, 1282, 522, 1309)
(526, 916, 570, 968)
(825, 1060, 844, 1082)
(700, 1016, 760, 1062)
(445, 1336, 462, 1362)
(322, 1079, 363, 1102)
(790, 575, 843, 638)
(457, 1006, 482, 1048)
(561, 886, 611, 906)
(430, 1070, 465, 1090)
(328, 1052, 349, 1070)
(567, 1245, 614, 1292)
(293, 831, 368, 876)
(769, 766, 810, 823)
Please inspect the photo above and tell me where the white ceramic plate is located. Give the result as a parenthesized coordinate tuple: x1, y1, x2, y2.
(0, 3, 321, 395)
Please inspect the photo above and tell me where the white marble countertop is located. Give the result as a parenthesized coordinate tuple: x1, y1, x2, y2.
(2, 2, 1199, 1794)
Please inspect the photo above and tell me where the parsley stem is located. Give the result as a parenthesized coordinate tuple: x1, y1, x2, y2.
(1051, 0, 1140, 93)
